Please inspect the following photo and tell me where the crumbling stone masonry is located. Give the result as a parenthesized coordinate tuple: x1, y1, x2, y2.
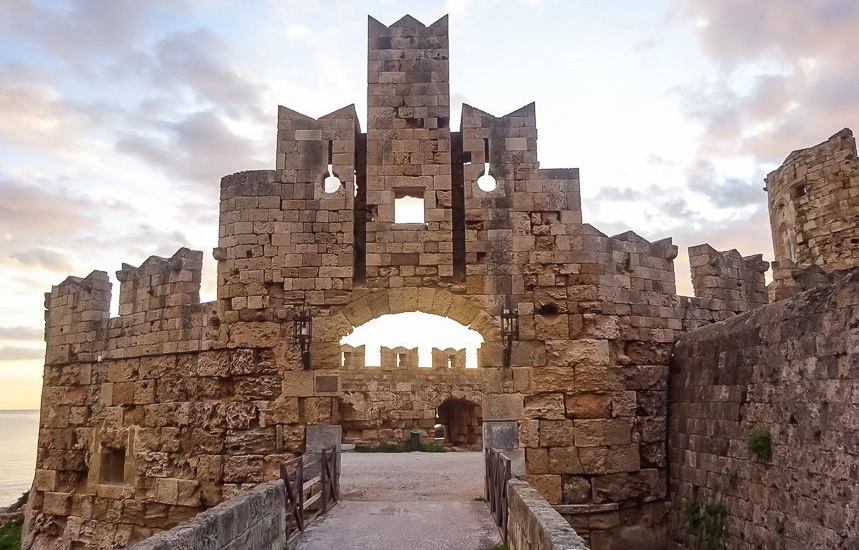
(669, 269, 859, 549)
(33, 13, 855, 550)
(766, 128, 859, 301)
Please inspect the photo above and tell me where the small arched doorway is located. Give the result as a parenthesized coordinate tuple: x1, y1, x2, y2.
(437, 398, 482, 448)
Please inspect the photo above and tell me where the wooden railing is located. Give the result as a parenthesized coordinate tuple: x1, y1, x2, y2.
(485, 447, 512, 540)
(281, 446, 340, 539)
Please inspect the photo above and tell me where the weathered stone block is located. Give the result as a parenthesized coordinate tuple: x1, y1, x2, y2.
(482, 393, 524, 421)
(524, 393, 566, 420)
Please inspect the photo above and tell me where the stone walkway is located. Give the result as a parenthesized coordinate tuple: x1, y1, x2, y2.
(290, 451, 502, 550)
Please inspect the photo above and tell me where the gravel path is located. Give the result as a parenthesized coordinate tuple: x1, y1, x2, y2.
(291, 451, 501, 550)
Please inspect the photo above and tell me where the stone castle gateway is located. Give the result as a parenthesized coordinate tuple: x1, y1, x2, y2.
(25, 14, 859, 550)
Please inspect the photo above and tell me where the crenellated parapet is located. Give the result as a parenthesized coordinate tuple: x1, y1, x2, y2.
(116, 248, 202, 315)
(431, 347, 465, 369)
(44, 270, 111, 365)
(459, 103, 581, 302)
(688, 244, 769, 313)
(339, 344, 366, 369)
(379, 346, 418, 368)
(43, 248, 215, 365)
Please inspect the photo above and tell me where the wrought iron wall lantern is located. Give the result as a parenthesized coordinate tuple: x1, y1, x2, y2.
(293, 307, 313, 370)
(500, 298, 519, 368)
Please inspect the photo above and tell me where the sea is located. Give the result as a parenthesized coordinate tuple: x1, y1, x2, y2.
(0, 409, 40, 507)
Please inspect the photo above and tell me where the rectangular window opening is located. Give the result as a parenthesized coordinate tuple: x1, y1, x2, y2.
(397, 353, 408, 367)
(99, 447, 126, 485)
(394, 188, 425, 224)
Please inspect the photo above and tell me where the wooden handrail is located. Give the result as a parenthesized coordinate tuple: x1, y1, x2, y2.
(282, 445, 341, 540)
(485, 447, 512, 541)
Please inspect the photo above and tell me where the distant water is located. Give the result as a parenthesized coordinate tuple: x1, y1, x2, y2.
(0, 410, 39, 507)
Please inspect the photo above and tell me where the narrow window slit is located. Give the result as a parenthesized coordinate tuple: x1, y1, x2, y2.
(477, 138, 497, 191)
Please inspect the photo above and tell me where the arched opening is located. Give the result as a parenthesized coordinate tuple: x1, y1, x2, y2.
(340, 311, 484, 368)
(437, 398, 482, 448)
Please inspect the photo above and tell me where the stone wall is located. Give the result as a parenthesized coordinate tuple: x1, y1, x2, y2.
(339, 365, 484, 445)
(766, 128, 859, 300)
(125, 480, 285, 550)
(507, 478, 588, 550)
(688, 245, 768, 314)
(25, 348, 298, 549)
(669, 269, 859, 549)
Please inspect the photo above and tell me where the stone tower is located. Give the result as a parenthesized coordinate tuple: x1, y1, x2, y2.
(765, 128, 859, 300)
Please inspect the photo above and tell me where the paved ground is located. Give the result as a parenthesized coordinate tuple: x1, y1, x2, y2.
(291, 451, 501, 550)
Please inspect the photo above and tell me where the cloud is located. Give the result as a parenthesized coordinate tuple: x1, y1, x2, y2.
(0, 346, 43, 362)
(0, 326, 42, 341)
(0, 0, 189, 62)
(687, 160, 765, 209)
(677, 0, 859, 159)
(116, 110, 264, 187)
(0, 177, 104, 239)
(8, 248, 76, 272)
(147, 28, 267, 121)
(287, 24, 312, 39)
(0, 65, 82, 152)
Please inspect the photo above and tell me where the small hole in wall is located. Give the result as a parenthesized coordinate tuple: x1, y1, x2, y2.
(477, 164, 497, 192)
(476, 138, 497, 192)
(99, 447, 126, 485)
(394, 189, 424, 224)
(324, 164, 342, 193)
(245, 250, 253, 258)
(537, 303, 560, 319)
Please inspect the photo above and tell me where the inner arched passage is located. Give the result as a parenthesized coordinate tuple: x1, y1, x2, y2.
(335, 307, 487, 448)
(437, 398, 482, 448)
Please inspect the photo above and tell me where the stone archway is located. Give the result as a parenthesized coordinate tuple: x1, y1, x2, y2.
(437, 398, 482, 447)
(317, 288, 501, 448)
(329, 287, 501, 344)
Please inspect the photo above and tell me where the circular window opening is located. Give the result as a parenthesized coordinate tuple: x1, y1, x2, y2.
(477, 162, 497, 192)
(323, 164, 342, 193)
(537, 303, 560, 320)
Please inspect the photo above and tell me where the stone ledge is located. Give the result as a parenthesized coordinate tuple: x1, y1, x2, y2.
(507, 478, 589, 550)
(124, 479, 285, 550)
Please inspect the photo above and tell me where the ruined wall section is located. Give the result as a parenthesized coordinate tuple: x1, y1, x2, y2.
(669, 269, 859, 549)
(688, 244, 768, 314)
(44, 271, 111, 365)
(766, 128, 859, 300)
(365, 15, 454, 286)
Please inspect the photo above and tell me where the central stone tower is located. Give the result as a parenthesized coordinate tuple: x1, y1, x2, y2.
(365, 16, 455, 282)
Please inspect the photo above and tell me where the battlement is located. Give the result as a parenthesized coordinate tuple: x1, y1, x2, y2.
(340, 344, 366, 369)
(688, 244, 769, 313)
(116, 248, 203, 315)
(44, 249, 212, 365)
(379, 346, 418, 368)
(44, 270, 111, 364)
(431, 347, 466, 369)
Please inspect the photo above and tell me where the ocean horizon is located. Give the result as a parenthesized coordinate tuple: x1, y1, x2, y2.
(0, 409, 40, 507)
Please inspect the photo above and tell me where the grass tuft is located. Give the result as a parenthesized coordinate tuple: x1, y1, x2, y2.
(0, 518, 23, 550)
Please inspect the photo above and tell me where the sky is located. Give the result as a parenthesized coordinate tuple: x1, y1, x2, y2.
(1, 0, 857, 409)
